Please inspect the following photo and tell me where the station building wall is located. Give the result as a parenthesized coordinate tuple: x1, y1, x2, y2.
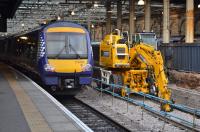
(90, 11, 200, 42)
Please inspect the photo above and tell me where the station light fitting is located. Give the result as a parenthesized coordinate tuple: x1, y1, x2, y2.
(21, 23, 25, 27)
(138, 0, 144, 5)
(71, 11, 75, 15)
(94, 3, 98, 8)
(107, 10, 113, 13)
(91, 24, 94, 28)
(43, 21, 47, 24)
(198, 4, 200, 8)
(57, 16, 61, 20)
(20, 36, 28, 40)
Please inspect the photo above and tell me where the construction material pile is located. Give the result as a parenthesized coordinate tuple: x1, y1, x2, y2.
(169, 70, 200, 91)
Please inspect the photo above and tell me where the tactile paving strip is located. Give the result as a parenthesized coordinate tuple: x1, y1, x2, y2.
(1, 64, 52, 132)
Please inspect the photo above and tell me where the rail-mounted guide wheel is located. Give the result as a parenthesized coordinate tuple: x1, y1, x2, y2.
(109, 74, 123, 93)
(121, 88, 126, 97)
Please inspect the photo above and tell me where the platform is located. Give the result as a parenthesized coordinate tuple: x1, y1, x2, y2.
(0, 63, 92, 132)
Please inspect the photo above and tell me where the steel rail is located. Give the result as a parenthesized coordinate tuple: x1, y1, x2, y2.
(61, 98, 130, 132)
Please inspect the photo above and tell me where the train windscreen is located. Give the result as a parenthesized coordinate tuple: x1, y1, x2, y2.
(46, 32, 87, 59)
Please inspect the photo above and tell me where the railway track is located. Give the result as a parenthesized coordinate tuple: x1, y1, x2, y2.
(58, 97, 130, 132)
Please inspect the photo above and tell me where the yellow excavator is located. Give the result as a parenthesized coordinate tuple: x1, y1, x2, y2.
(99, 29, 171, 112)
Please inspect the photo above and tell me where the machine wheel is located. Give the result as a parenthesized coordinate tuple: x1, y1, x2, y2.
(149, 85, 158, 96)
(121, 88, 126, 97)
(94, 68, 107, 89)
(109, 74, 123, 93)
(160, 103, 172, 112)
(161, 98, 174, 112)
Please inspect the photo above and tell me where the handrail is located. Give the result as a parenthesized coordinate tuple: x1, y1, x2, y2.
(91, 77, 200, 130)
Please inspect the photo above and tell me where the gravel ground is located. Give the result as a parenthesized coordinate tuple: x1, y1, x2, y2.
(169, 70, 200, 91)
(76, 83, 191, 132)
(169, 84, 200, 109)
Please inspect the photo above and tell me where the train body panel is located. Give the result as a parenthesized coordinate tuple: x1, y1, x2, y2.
(48, 59, 88, 73)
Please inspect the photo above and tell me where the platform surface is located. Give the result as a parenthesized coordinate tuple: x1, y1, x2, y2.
(0, 63, 88, 132)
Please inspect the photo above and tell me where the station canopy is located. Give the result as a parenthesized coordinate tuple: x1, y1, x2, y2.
(0, 0, 198, 35)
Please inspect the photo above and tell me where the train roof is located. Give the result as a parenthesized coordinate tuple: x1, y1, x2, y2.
(10, 21, 87, 38)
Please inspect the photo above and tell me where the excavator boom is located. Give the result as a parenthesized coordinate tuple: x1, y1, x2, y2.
(130, 43, 171, 111)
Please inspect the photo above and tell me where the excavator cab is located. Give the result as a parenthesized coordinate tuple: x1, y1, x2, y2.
(99, 30, 130, 68)
(134, 32, 158, 49)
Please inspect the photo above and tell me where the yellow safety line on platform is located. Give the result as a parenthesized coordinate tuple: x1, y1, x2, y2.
(0, 64, 52, 132)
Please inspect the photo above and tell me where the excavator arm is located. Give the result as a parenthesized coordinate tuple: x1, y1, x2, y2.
(130, 43, 171, 111)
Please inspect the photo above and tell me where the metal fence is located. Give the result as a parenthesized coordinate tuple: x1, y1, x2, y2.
(158, 43, 200, 73)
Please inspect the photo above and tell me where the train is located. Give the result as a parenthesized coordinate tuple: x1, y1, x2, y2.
(0, 21, 93, 95)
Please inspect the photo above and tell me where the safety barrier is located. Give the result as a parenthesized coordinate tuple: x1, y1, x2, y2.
(91, 77, 200, 130)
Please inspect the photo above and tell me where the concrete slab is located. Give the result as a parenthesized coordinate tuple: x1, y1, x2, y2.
(0, 74, 30, 132)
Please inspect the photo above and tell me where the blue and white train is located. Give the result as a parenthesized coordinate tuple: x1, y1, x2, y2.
(0, 21, 93, 95)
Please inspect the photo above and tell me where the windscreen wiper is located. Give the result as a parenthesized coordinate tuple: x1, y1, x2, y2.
(53, 44, 66, 59)
(69, 41, 81, 59)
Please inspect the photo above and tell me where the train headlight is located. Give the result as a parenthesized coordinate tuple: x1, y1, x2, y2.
(82, 64, 92, 71)
(44, 64, 55, 72)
